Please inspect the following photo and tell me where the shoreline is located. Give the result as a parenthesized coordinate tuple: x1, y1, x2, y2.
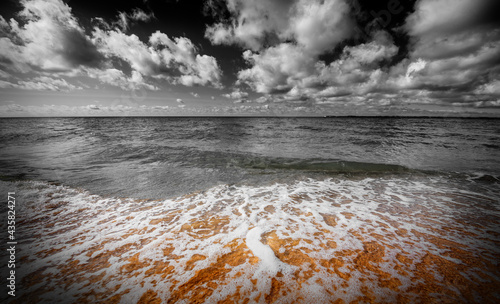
(1, 178, 499, 303)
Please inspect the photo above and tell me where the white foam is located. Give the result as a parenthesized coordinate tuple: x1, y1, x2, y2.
(246, 227, 287, 275)
(1, 176, 499, 303)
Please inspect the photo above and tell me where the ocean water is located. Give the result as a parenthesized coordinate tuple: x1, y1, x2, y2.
(0, 117, 499, 303)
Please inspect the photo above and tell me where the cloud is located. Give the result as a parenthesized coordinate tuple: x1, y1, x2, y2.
(238, 31, 398, 96)
(86, 68, 158, 91)
(115, 8, 155, 32)
(92, 29, 222, 87)
(205, 0, 354, 53)
(0, 15, 8, 32)
(405, 59, 427, 80)
(0, 76, 82, 91)
(344, 31, 398, 64)
(290, 0, 353, 55)
(238, 43, 315, 94)
(0, 0, 222, 92)
(476, 80, 500, 95)
(204, 0, 294, 51)
(207, 1, 402, 102)
(405, 0, 495, 39)
(395, 0, 500, 106)
(130, 8, 155, 22)
(254, 95, 272, 103)
(223, 89, 248, 100)
(405, 0, 500, 61)
(0, 0, 103, 72)
(207, 0, 500, 110)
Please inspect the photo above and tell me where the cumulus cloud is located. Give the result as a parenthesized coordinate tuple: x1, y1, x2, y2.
(238, 43, 315, 94)
(91, 29, 222, 87)
(222, 89, 248, 100)
(207, 0, 500, 110)
(207, 1, 404, 102)
(205, 0, 354, 53)
(238, 31, 398, 96)
(290, 0, 353, 55)
(0, 0, 222, 92)
(0, 0, 103, 72)
(204, 0, 293, 51)
(394, 0, 500, 106)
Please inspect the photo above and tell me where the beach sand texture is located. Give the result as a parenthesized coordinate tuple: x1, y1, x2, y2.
(3, 177, 499, 303)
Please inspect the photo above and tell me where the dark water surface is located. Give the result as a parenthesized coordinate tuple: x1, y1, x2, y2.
(1, 117, 499, 199)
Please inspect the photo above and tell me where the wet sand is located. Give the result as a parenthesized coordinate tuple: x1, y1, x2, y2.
(3, 178, 500, 303)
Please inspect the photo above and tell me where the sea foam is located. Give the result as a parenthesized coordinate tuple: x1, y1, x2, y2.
(0, 177, 499, 303)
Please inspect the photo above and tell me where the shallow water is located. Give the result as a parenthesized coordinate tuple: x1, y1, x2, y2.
(1, 117, 499, 198)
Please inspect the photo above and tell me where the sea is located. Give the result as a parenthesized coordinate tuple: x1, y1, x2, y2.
(0, 117, 499, 303)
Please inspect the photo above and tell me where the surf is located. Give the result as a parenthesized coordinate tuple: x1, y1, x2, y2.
(1, 176, 499, 303)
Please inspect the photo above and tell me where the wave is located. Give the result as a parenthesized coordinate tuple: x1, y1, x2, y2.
(1, 177, 499, 303)
(238, 158, 412, 173)
(173, 150, 416, 175)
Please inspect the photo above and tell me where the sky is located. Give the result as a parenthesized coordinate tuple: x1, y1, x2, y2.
(0, 0, 499, 117)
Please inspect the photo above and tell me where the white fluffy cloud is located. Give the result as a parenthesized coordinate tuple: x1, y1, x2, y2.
(204, 0, 500, 110)
(223, 89, 248, 100)
(1, 0, 102, 72)
(207, 0, 403, 102)
(0, 0, 222, 92)
(290, 0, 353, 55)
(205, 0, 353, 53)
(238, 43, 315, 94)
(92, 29, 222, 88)
(204, 0, 293, 51)
(238, 31, 398, 96)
